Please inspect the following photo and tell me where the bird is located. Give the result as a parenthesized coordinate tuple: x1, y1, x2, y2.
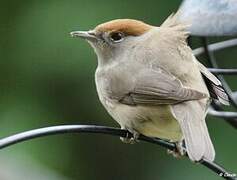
(70, 13, 229, 162)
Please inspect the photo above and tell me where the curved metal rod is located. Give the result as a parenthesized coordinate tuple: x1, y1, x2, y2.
(193, 38, 237, 56)
(208, 68, 237, 75)
(208, 108, 237, 118)
(210, 102, 237, 128)
(0, 125, 235, 179)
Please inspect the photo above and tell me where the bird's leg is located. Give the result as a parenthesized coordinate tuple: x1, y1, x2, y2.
(167, 140, 186, 158)
(120, 128, 140, 144)
(176, 141, 186, 156)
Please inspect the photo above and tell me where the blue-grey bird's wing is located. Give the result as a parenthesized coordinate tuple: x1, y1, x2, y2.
(117, 68, 207, 105)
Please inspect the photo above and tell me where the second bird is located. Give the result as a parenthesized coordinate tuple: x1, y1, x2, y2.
(71, 14, 229, 162)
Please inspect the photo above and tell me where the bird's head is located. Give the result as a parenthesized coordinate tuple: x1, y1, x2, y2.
(70, 19, 153, 66)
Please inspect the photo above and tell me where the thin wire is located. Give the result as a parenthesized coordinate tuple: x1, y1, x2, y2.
(0, 125, 235, 180)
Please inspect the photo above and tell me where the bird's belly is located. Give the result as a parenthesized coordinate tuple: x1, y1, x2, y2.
(104, 100, 183, 142)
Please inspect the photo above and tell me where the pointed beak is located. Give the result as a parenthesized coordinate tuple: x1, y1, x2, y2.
(70, 30, 97, 41)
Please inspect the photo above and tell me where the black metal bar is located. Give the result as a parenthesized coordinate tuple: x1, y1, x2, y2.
(0, 125, 174, 150)
(0, 125, 235, 179)
(200, 159, 236, 180)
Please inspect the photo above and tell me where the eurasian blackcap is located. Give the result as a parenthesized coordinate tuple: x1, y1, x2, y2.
(70, 14, 229, 162)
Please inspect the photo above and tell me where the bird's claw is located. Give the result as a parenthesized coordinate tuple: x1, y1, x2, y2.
(120, 131, 140, 144)
(167, 141, 186, 158)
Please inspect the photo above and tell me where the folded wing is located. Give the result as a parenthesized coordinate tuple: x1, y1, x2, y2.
(197, 61, 229, 105)
(118, 68, 207, 105)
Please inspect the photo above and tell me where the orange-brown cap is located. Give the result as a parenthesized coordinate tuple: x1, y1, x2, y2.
(95, 19, 153, 36)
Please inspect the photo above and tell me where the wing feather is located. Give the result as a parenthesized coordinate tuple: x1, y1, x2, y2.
(119, 68, 207, 105)
(197, 61, 229, 105)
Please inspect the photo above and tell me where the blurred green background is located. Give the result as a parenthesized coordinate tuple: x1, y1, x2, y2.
(0, 0, 236, 179)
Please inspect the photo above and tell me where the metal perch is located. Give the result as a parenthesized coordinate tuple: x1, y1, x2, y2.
(0, 125, 235, 180)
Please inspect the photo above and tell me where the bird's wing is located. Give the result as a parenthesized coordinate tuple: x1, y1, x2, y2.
(118, 68, 207, 106)
(197, 61, 229, 105)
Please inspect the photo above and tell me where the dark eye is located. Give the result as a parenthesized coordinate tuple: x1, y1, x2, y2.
(109, 32, 124, 43)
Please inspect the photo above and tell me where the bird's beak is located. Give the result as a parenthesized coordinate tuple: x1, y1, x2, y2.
(70, 30, 97, 41)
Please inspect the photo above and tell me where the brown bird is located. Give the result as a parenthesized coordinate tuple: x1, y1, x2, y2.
(71, 13, 229, 162)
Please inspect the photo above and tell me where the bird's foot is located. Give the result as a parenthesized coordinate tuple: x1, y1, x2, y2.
(120, 129, 140, 144)
(167, 141, 186, 158)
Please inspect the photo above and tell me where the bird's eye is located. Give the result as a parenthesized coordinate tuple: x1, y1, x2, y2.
(109, 32, 124, 43)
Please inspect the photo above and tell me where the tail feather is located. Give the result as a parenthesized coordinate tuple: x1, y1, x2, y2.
(202, 120, 215, 161)
(171, 101, 215, 162)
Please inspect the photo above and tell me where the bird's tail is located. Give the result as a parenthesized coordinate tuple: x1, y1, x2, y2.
(171, 101, 215, 162)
